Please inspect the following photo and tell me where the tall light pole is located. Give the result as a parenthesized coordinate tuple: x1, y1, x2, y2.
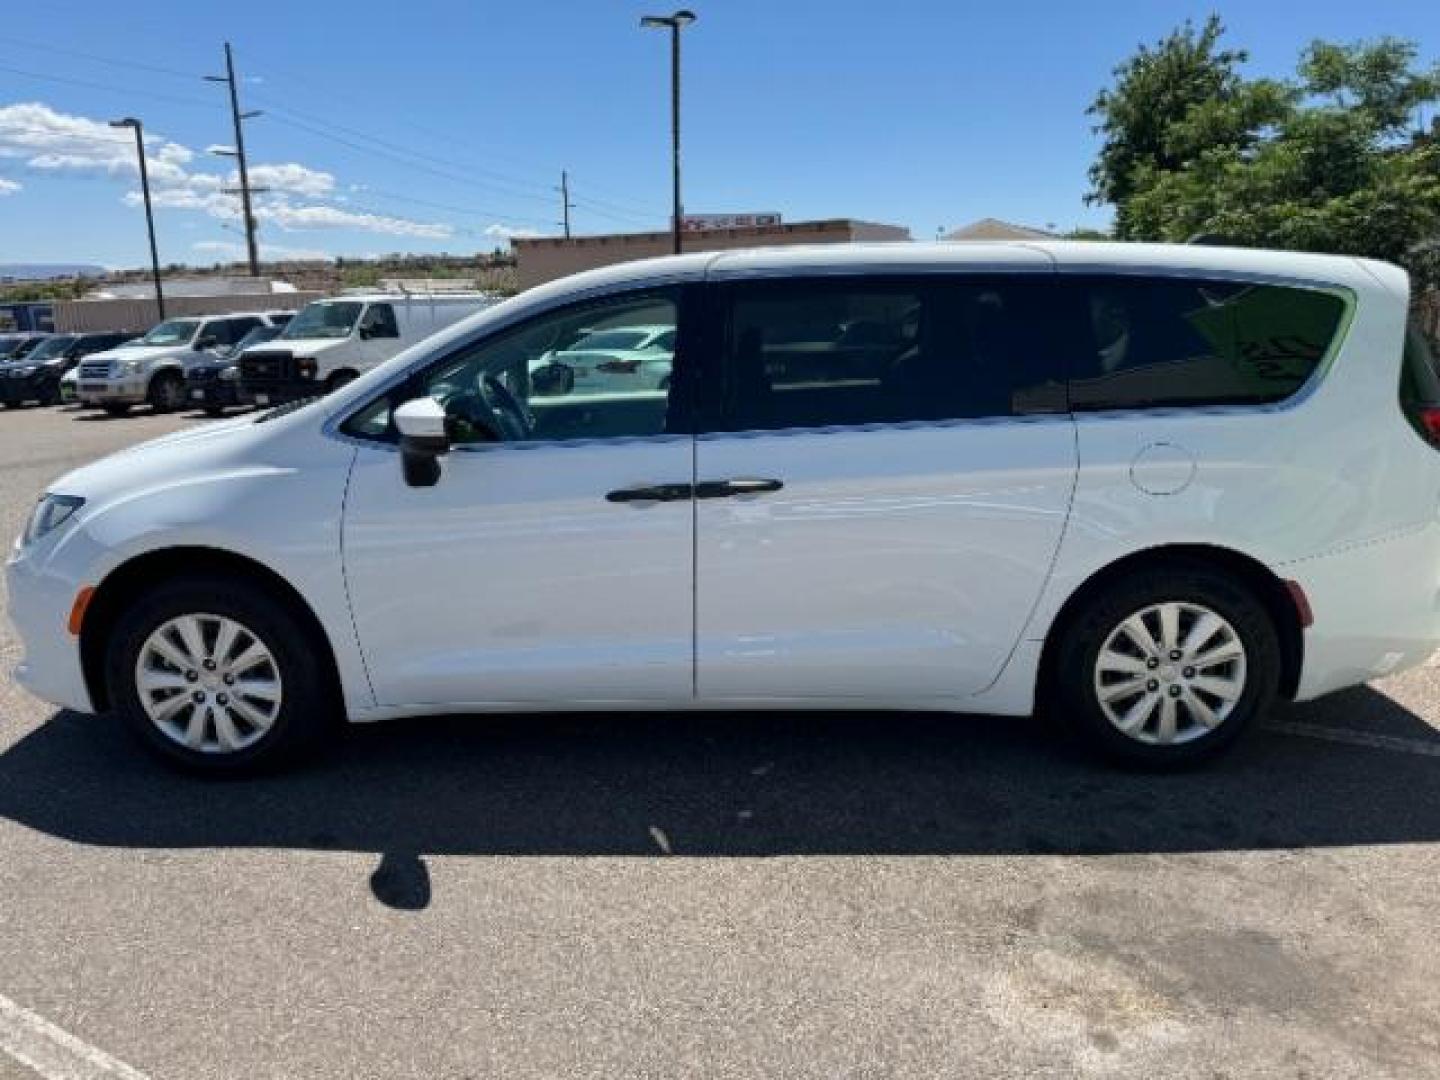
(206, 43, 263, 277)
(109, 117, 165, 320)
(640, 9, 696, 255)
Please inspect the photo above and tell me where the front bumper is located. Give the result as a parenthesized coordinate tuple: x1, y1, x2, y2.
(186, 379, 247, 410)
(0, 372, 59, 404)
(76, 376, 146, 405)
(5, 549, 95, 714)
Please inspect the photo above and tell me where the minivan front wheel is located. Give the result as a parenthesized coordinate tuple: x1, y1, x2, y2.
(106, 576, 335, 772)
(1053, 565, 1280, 767)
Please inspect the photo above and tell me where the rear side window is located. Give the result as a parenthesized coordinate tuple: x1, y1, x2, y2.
(1401, 315, 1440, 413)
(716, 276, 1065, 433)
(1070, 277, 1347, 411)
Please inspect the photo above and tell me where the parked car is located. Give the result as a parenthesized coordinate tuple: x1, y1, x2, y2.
(0, 333, 51, 362)
(239, 292, 495, 405)
(8, 243, 1440, 774)
(530, 323, 677, 396)
(0, 332, 135, 408)
(186, 324, 284, 416)
(75, 313, 282, 416)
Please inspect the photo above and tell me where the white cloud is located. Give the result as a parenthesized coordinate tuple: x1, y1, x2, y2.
(0, 177, 19, 196)
(484, 223, 541, 241)
(0, 102, 194, 187)
(193, 239, 334, 261)
(262, 200, 453, 239)
(3, 102, 452, 243)
(248, 162, 335, 197)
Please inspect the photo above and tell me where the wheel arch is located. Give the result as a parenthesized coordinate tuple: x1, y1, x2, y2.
(80, 545, 343, 713)
(1037, 543, 1306, 705)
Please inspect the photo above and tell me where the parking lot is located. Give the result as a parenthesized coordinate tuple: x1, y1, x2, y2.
(0, 404, 1438, 1079)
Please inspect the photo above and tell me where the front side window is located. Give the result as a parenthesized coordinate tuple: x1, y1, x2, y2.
(343, 290, 682, 445)
(715, 277, 1064, 433)
(1070, 277, 1348, 411)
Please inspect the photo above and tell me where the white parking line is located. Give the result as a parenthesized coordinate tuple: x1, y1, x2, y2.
(0, 993, 150, 1080)
(1268, 720, 1440, 758)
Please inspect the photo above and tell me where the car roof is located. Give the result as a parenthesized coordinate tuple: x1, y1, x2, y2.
(537, 241, 1400, 297)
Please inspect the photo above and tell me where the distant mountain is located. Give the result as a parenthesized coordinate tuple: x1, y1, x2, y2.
(0, 263, 105, 281)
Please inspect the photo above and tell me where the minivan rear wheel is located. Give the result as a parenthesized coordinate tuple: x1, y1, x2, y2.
(106, 575, 336, 773)
(1052, 564, 1280, 767)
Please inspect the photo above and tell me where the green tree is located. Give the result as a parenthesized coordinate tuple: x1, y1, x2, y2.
(1088, 24, 1440, 285)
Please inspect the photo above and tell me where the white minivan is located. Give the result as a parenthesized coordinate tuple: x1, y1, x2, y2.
(239, 291, 495, 405)
(8, 243, 1440, 773)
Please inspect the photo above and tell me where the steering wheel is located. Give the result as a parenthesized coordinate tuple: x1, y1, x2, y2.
(479, 374, 532, 441)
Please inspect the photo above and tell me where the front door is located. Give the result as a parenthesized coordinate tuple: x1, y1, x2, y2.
(342, 287, 697, 708)
(694, 272, 1078, 704)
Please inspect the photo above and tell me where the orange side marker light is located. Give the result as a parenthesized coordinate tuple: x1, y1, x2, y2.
(68, 586, 96, 636)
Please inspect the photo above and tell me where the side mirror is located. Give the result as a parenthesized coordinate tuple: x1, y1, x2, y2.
(195, 336, 218, 351)
(394, 397, 451, 488)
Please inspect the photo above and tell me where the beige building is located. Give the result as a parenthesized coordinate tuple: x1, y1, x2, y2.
(513, 218, 911, 289)
(943, 218, 1055, 241)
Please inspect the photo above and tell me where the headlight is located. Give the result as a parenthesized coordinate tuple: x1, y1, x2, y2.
(10, 366, 33, 377)
(219, 366, 241, 380)
(23, 495, 85, 546)
(122, 359, 143, 374)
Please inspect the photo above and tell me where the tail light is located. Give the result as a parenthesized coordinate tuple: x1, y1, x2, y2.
(597, 359, 640, 374)
(1418, 406, 1440, 448)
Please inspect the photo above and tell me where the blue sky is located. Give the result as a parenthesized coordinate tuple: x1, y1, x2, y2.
(0, 0, 1435, 269)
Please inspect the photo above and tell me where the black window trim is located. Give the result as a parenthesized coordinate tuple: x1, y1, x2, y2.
(334, 282, 702, 449)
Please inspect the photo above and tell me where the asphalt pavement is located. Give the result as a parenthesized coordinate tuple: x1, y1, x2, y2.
(1, 404, 1438, 1079)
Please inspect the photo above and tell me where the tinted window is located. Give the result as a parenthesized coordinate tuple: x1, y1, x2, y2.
(716, 277, 1064, 433)
(360, 303, 399, 339)
(1070, 278, 1347, 411)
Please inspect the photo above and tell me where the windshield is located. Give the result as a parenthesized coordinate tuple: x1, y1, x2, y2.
(281, 301, 363, 340)
(22, 335, 78, 362)
(567, 329, 649, 352)
(140, 319, 200, 346)
(232, 325, 281, 354)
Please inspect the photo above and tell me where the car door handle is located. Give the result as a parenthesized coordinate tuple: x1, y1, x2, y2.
(605, 482, 693, 504)
(695, 477, 785, 499)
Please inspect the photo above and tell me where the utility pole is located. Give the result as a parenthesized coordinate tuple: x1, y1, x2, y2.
(109, 117, 165, 320)
(206, 43, 263, 277)
(558, 170, 574, 239)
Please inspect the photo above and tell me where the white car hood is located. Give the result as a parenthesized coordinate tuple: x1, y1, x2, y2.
(87, 343, 189, 364)
(265, 337, 347, 355)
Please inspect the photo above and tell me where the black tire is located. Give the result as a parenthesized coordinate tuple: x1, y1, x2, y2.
(102, 402, 130, 417)
(204, 406, 226, 418)
(1051, 561, 1280, 768)
(2, 401, 22, 410)
(105, 575, 339, 774)
(324, 370, 358, 394)
(148, 370, 185, 413)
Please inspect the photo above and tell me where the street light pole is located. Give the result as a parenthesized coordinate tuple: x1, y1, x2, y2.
(640, 10, 696, 255)
(110, 118, 165, 320)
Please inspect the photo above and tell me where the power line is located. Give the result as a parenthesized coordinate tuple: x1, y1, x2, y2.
(0, 63, 214, 110)
(0, 35, 200, 81)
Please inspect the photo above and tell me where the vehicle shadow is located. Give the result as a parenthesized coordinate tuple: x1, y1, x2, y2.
(1, 687, 1437, 864)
